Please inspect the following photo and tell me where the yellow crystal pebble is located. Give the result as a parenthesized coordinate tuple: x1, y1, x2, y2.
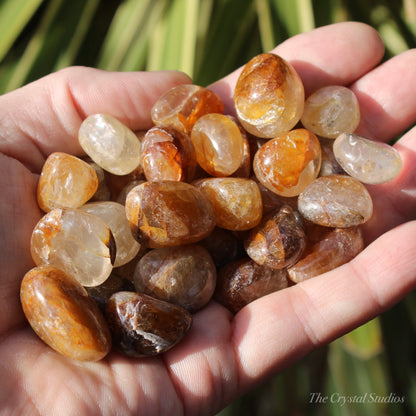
(234, 53, 305, 138)
(301, 86, 360, 139)
(37, 152, 98, 212)
(78, 114, 142, 175)
(80, 201, 141, 267)
(191, 113, 244, 177)
(31, 208, 116, 286)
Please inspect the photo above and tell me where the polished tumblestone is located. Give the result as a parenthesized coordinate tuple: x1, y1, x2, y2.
(134, 244, 217, 312)
(244, 205, 306, 269)
(333, 133, 403, 184)
(215, 258, 289, 314)
(80, 201, 141, 267)
(151, 84, 224, 134)
(106, 291, 192, 357)
(192, 177, 263, 231)
(37, 152, 98, 212)
(125, 181, 216, 248)
(301, 85, 360, 139)
(191, 113, 245, 177)
(253, 129, 322, 197)
(31, 208, 115, 286)
(298, 175, 373, 227)
(21, 266, 111, 361)
(79, 114, 142, 175)
(287, 226, 364, 283)
(234, 53, 304, 138)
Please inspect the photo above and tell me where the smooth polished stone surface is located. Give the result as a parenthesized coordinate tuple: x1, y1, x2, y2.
(134, 244, 216, 312)
(318, 138, 345, 177)
(298, 175, 373, 227)
(191, 113, 244, 177)
(78, 114, 142, 175)
(21, 266, 111, 361)
(141, 126, 196, 182)
(106, 291, 192, 357)
(244, 205, 306, 269)
(30, 208, 115, 287)
(80, 201, 141, 267)
(287, 226, 364, 283)
(333, 133, 403, 184)
(125, 181, 216, 248)
(301, 85, 360, 139)
(151, 84, 224, 134)
(37, 152, 98, 212)
(234, 53, 304, 138)
(192, 178, 263, 231)
(253, 129, 321, 197)
(215, 258, 289, 314)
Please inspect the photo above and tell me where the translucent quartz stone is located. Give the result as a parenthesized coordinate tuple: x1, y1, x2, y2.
(125, 181, 216, 248)
(31, 208, 115, 287)
(107, 166, 144, 202)
(78, 114, 142, 175)
(134, 244, 217, 312)
(333, 133, 403, 184)
(227, 115, 251, 178)
(214, 258, 289, 314)
(319, 138, 345, 177)
(191, 113, 245, 177)
(193, 177, 263, 231)
(244, 205, 306, 269)
(141, 126, 196, 182)
(253, 129, 322, 197)
(80, 201, 141, 267)
(151, 84, 224, 134)
(298, 175, 373, 227)
(37, 152, 98, 212)
(88, 161, 112, 201)
(301, 85, 360, 139)
(234, 53, 304, 138)
(200, 227, 246, 269)
(21, 266, 111, 361)
(287, 226, 363, 283)
(106, 291, 192, 357)
(85, 272, 135, 313)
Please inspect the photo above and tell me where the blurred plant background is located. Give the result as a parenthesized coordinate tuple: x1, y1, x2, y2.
(0, 0, 415, 415)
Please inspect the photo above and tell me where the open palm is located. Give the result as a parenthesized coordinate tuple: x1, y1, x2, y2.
(1, 22, 415, 416)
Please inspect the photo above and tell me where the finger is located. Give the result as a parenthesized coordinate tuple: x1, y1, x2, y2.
(0, 67, 191, 172)
(230, 220, 416, 390)
(210, 22, 385, 113)
(353, 49, 416, 142)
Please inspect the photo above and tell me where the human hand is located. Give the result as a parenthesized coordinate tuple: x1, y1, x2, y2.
(0, 21, 415, 415)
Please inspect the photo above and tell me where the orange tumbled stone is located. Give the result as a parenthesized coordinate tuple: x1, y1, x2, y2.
(244, 205, 306, 269)
(253, 129, 322, 197)
(193, 177, 263, 231)
(191, 113, 245, 177)
(234, 53, 304, 138)
(20, 266, 111, 361)
(287, 227, 364, 283)
(37, 152, 98, 212)
(151, 84, 224, 134)
(125, 181, 216, 248)
(141, 126, 196, 182)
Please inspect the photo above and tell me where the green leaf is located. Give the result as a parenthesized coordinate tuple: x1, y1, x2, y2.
(0, 0, 44, 63)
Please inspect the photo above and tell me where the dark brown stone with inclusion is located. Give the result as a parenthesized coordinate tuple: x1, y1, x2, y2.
(106, 291, 192, 357)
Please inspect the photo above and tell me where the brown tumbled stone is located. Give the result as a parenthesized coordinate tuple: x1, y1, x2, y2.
(106, 291, 192, 357)
(20, 266, 111, 361)
(134, 244, 216, 312)
(215, 257, 289, 314)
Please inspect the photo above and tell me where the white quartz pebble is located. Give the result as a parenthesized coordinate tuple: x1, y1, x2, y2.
(333, 133, 402, 184)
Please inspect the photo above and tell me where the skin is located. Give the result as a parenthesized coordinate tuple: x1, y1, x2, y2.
(0, 21, 415, 415)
